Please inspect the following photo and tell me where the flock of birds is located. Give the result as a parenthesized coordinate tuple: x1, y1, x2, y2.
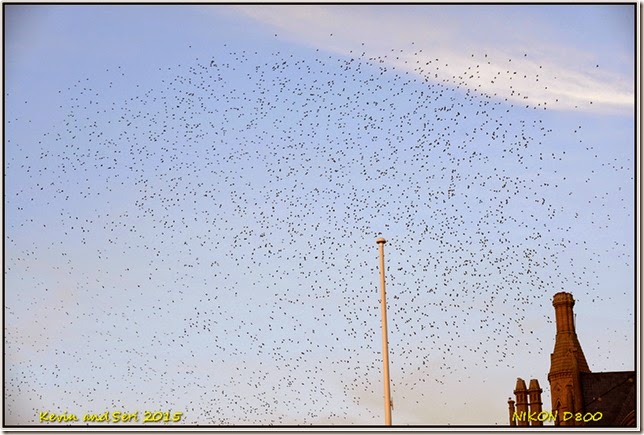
(5, 38, 633, 426)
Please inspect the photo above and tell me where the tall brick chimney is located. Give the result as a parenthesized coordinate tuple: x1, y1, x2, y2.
(548, 292, 590, 426)
(550, 292, 590, 372)
(528, 379, 543, 427)
(514, 378, 529, 427)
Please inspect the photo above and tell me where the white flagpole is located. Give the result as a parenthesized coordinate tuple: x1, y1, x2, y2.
(376, 237, 392, 426)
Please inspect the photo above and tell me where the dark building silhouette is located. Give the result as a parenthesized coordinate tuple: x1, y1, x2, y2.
(508, 292, 635, 427)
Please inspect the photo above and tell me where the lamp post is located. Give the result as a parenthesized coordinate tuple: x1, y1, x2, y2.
(376, 237, 392, 426)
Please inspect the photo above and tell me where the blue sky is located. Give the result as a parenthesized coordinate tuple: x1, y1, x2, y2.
(4, 4, 636, 426)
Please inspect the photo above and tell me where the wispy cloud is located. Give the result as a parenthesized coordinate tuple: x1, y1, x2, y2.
(232, 5, 633, 115)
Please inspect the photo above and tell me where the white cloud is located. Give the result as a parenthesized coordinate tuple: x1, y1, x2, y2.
(232, 5, 633, 115)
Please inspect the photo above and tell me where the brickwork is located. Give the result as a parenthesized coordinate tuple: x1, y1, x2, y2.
(514, 378, 529, 427)
(549, 292, 590, 373)
(507, 399, 516, 427)
(527, 379, 543, 427)
(509, 377, 543, 426)
(580, 371, 636, 426)
(547, 292, 590, 426)
(507, 292, 635, 427)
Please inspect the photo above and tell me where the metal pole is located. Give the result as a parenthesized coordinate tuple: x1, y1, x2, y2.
(376, 237, 392, 426)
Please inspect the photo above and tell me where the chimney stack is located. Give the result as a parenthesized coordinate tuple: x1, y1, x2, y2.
(549, 292, 590, 375)
(507, 398, 516, 426)
(514, 378, 529, 427)
(548, 292, 591, 426)
(528, 379, 543, 426)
